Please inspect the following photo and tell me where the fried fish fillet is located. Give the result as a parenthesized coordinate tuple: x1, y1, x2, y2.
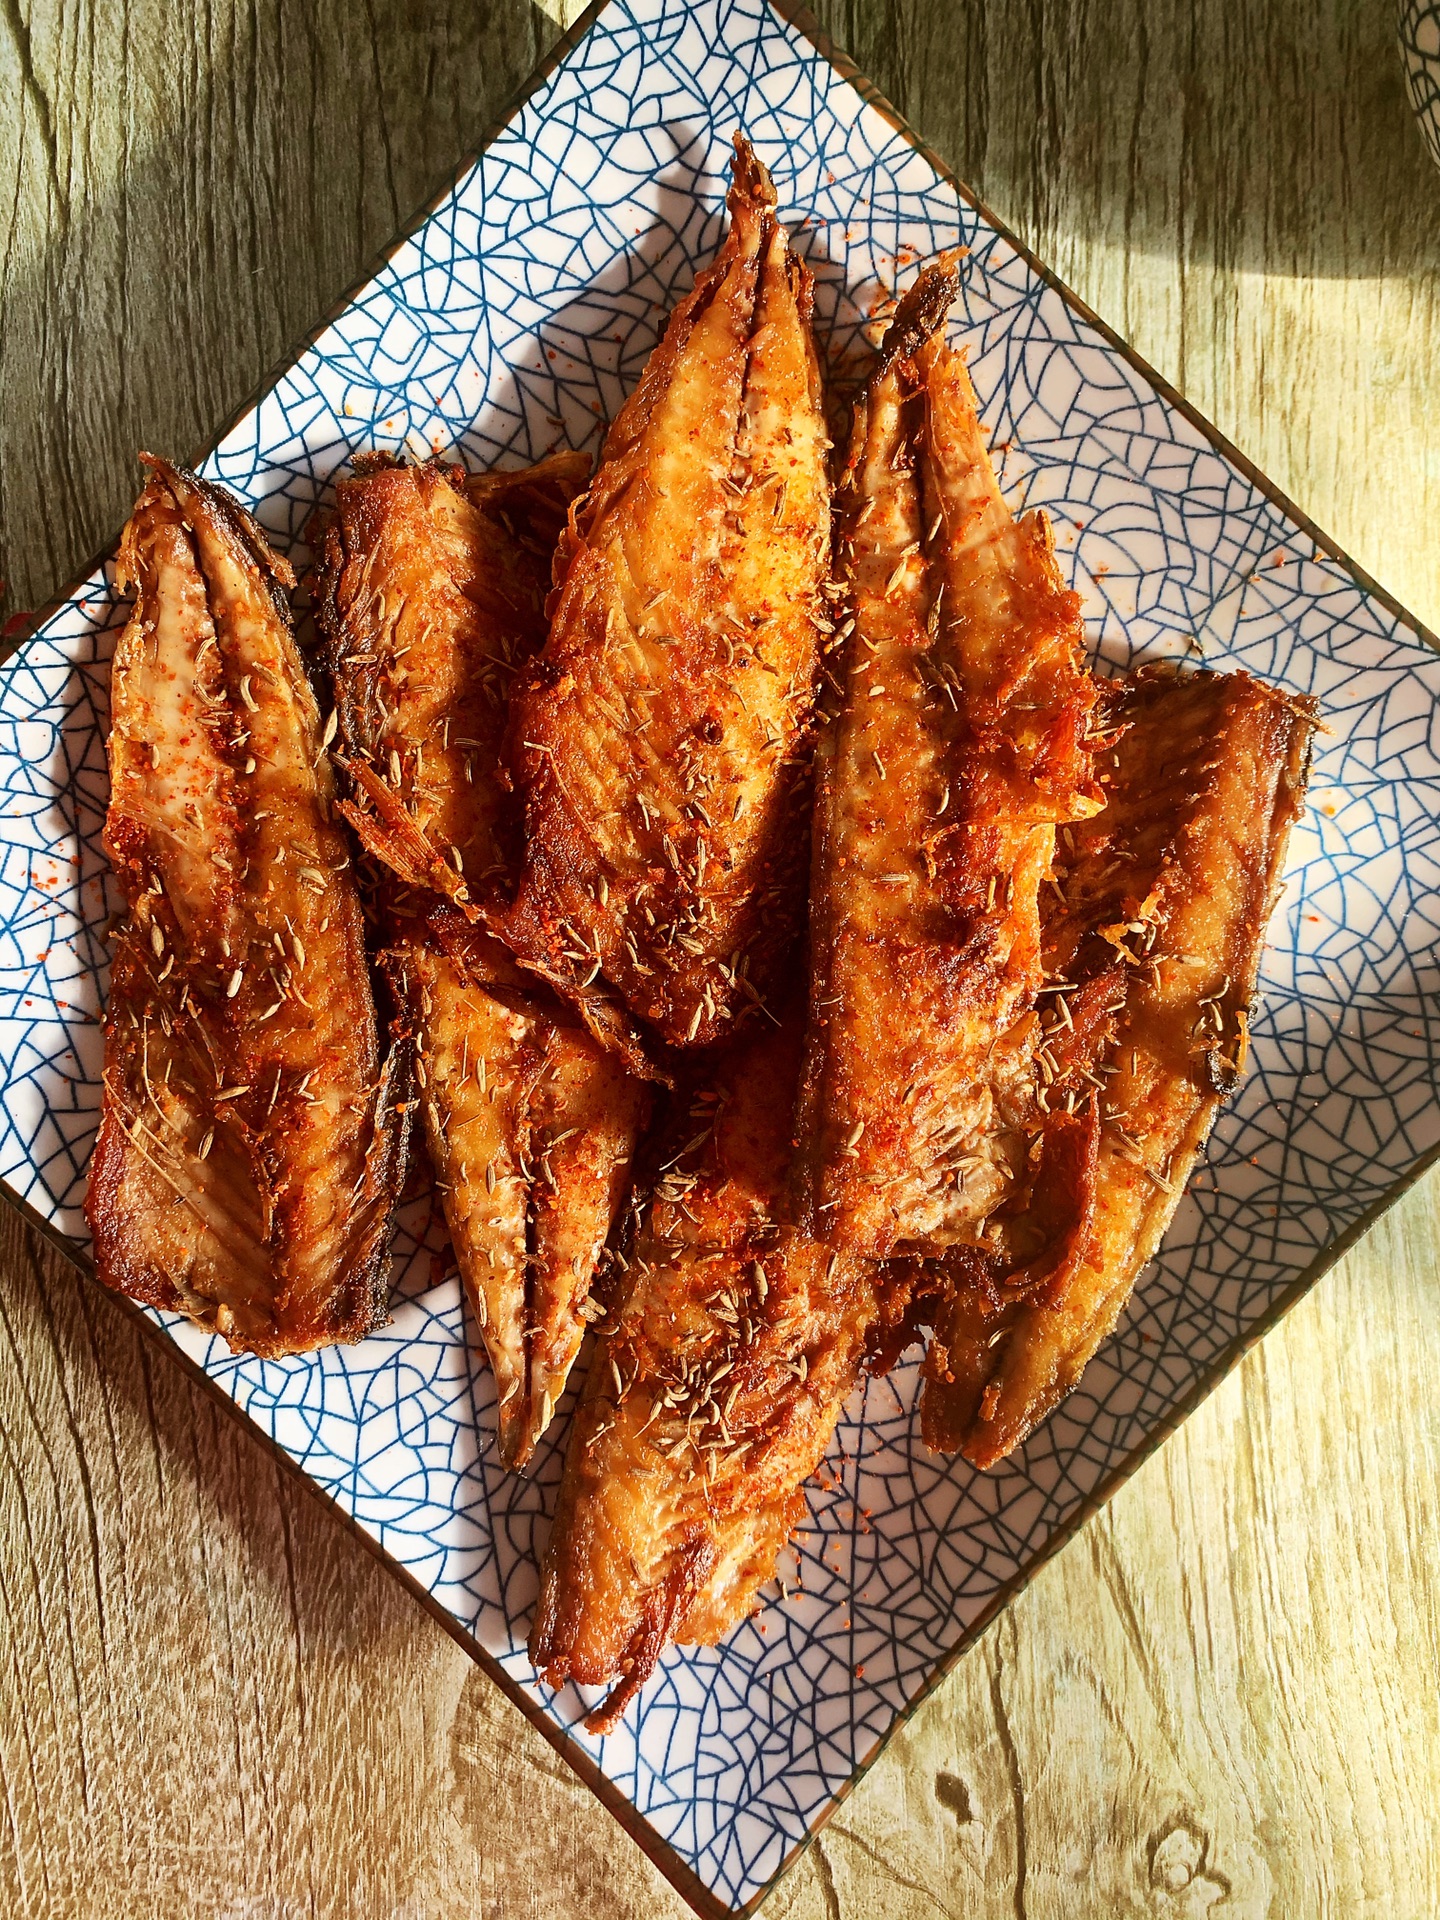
(530, 1006, 876, 1729)
(316, 453, 588, 909)
(380, 923, 644, 1468)
(922, 664, 1316, 1464)
(503, 135, 831, 1050)
(313, 455, 647, 1466)
(86, 458, 412, 1353)
(312, 449, 652, 1078)
(795, 266, 1101, 1259)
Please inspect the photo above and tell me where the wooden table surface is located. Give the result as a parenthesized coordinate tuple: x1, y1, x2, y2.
(3, 1, 1438, 1914)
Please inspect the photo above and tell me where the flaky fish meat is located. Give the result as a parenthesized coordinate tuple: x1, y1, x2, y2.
(381, 924, 645, 1468)
(529, 1007, 876, 1728)
(795, 266, 1101, 1259)
(922, 664, 1316, 1464)
(316, 453, 590, 911)
(503, 135, 831, 1050)
(87, 458, 412, 1353)
(313, 454, 647, 1466)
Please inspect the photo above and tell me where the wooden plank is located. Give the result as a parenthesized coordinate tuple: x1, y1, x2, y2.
(2, 0, 1438, 1915)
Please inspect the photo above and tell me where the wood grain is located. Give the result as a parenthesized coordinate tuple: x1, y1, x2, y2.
(2, 1, 1438, 1915)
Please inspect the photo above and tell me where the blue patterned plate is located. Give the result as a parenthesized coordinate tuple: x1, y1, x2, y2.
(1400, 0, 1440, 169)
(4, 2, 1439, 1913)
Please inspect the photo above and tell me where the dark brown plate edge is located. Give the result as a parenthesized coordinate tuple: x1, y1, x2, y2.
(2, 2, 1438, 1916)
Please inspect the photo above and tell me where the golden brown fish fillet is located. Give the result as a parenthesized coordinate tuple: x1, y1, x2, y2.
(313, 455, 648, 1466)
(383, 915, 646, 1467)
(795, 266, 1101, 1259)
(310, 448, 652, 1079)
(312, 454, 577, 897)
(922, 664, 1316, 1464)
(530, 1007, 876, 1729)
(503, 135, 831, 1050)
(86, 458, 412, 1354)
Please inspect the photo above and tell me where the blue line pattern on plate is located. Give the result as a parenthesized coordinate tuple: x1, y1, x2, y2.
(1400, 0, 1440, 170)
(3, 0, 1440, 1909)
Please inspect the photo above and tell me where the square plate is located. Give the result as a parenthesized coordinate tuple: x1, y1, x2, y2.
(3, 1, 1439, 1912)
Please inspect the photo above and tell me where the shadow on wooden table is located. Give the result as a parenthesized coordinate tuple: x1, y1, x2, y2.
(4, 0, 1438, 628)
(0, 1205, 700, 1917)
(814, 0, 1440, 281)
(0, 0, 566, 622)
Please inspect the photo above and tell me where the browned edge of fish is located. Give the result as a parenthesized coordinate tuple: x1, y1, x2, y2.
(920, 662, 1318, 1464)
(528, 1003, 876, 1729)
(310, 450, 667, 1089)
(794, 262, 1100, 1262)
(500, 131, 832, 1053)
(87, 455, 414, 1355)
(310, 450, 653, 1466)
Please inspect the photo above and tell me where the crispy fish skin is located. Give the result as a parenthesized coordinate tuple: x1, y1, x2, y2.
(86, 459, 411, 1354)
(529, 1008, 875, 1730)
(922, 665, 1317, 1464)
(314, 455, 648, 1467)
(314, 451, 586, 910)
(503, 136, 831, 1050)
(383, 919, 646, 1468)
(795, 267, 1101, 1259)
(314, 451, 658, 1083)
(310, 458, 577, 932)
